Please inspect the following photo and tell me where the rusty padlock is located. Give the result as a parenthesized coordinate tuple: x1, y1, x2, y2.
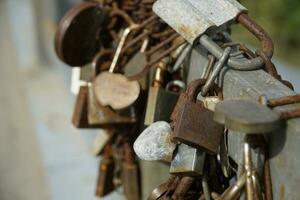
(87, 83, 136, 127)
(122, 143, 141, 200)
(171, 79, 223, 154)
(95, 144, 115, 197)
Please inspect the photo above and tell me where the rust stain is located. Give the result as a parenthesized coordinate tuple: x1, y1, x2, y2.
(177, 24, 196, 41)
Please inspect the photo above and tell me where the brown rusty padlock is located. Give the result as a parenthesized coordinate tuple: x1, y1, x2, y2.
(87, 83, 136, 127)
(72, 85, 103, 128)
(171, 79, 223, 154)
(122, 143, 141, 200)
(95, 144, 115, 197)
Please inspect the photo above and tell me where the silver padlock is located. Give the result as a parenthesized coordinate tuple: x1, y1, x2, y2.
(170, 143, 206, 176)
(153, 0, 247, 43)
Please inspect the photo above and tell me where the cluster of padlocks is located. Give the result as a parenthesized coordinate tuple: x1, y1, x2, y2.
(55, 0, 300, 199)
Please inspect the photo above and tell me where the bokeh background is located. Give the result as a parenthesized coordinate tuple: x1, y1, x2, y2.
(0, 0, 299, 200)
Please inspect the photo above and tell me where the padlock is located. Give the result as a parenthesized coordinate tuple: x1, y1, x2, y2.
(92, 129, 114, 156)
(72, 85, 134, 128)
(122, 143, 141, 200)
(93, 72, 141, 110)
(153, 0, 246, 44)
(95, 144, 115, 197)
(134, 121, 176, 162)
(170, 144, 206, 176)
(55, 1, 108, 66)
(123, 38, 150, 90)
(144, 59, 181, 126)
(72, 86, 102, 128)
(171, 79, 223, 154)
(87, 83, 136, 127)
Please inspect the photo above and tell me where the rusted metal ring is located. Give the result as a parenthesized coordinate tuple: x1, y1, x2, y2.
(237, 13, 274, 59)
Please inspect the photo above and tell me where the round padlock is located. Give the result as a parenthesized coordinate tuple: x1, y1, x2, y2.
(55, 2, 107, 66)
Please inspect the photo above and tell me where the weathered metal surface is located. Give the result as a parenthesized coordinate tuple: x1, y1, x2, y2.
(153, 0, 246, 43)
(172, 79, 223, 154)
(134, 121, 176, 162)
(140, 161, 170, 200)
(122, 143, 141, 200)
(96, 146, 115, 197)
(87, 83, 136, 126)
(267, 94, 300, 107)
(93, 72, 140, 110)
(170, 144, 206, 176)
(153, 0, 214, 44)
(144, 87, 179, 125)
(55, 2, 107, 66)
(187, 0, 246, 26)
(188, 48, 300, 199)
(172, 176, 195, 199)
(238, 13, 274, 58)
(214, 99, 281, 133)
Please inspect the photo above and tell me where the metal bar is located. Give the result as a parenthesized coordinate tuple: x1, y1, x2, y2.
(189, 48, 300, 200)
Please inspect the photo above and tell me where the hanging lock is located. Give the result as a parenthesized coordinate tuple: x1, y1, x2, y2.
(93, 8, 143, 111)
(123, 38, 150, 90)
(171, 79, 223, 154)
(122, 143, 141, 200)
(170, 144, 206, 176)
(144, 58, 183, 126)
(87, 83, 136, 127)
(95, 144, 115, 197)
(55, 2, 108, 66)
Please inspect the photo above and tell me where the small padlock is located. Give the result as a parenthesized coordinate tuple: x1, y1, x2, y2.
(95, 144, 115, 197)
(122, 143, 141, 200)
(87, 83, 136, 127)
(93, 72, 141, 110)
(72, 86, 102, 128)
(171, 79, 223, 154)
(144, 59, 181, 126)
(170, 144, 206, 176)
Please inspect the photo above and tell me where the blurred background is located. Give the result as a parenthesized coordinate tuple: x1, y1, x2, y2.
(0, 0, 299, 200)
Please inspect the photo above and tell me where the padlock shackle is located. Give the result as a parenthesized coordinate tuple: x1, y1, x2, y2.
(92, 49, 114, 78)
(237, 13, 274, 58)
(199, 13, 274, 71)
(186, 79, 222, 102)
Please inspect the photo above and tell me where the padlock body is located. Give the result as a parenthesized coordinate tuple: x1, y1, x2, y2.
(96, 158, 115, 197)
(170, 144, 206, 176)
(145, 87, 179, 125)
(72, 86, 103, 128)
(122, 163, 140, 200)
(87, 84, 137, 127)
(172, 101, 223, 154)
